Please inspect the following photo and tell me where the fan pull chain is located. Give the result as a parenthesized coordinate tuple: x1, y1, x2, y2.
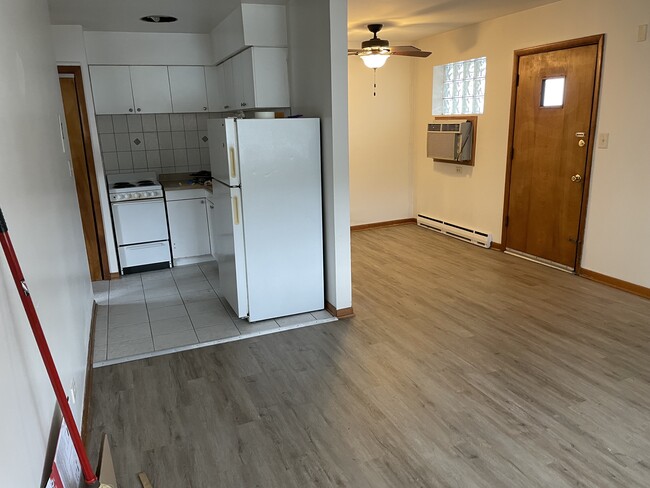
(373, 68, 377, 97)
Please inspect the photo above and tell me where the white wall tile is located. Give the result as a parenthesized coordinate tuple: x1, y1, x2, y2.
(103, 152, 119, 171)
(117, 151, 133, 171)
(96, 115, 114, 134)
(127, 114, 143, 132)
(187, 148, 201, 165)
(155, 114, 171, 131)
(115, 133, 131, 151)
(183, 113, 198, 131)
(132, 151, 147, 169)
(185, 131, 199, 149)
(170, 114, 184, 131)
(173, 148, 188, 164)
(144, 132, 159, 150)
(99, 133, 116, 152)
(171, 131, 186, 149)
(160, 149, 175, 165)
(112, 115, 128, 133)
(141, 114, 157, 132)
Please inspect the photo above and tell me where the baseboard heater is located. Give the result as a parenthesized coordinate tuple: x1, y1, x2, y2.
(417, 214, 492, 248)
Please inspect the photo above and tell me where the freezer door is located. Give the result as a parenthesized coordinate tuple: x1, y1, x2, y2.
(212, 181, 248, 318)
(208, 118, 240, 187)
(237, 118, 325, 321)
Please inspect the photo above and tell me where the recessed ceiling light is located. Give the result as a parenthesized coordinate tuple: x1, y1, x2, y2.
(140, 15, 178, 24)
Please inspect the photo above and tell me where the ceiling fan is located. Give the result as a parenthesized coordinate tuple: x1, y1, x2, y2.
(348, 24, 432, 69)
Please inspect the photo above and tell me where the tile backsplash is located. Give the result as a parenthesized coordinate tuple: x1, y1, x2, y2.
(97, 113, 219, 175)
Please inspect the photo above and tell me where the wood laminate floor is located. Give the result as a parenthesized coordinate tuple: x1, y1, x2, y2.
(88, 224, 650, 487)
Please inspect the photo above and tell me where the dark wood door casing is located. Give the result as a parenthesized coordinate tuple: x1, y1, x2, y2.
(58, 66, 110, 280)
(502, 35, 604, 270)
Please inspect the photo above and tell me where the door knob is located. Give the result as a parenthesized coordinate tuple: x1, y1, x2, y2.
(571, 174, 582, 182)
(578, 139, 586, 147)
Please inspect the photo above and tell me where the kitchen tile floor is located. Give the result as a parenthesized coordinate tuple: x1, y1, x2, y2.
(92, 261, 337, 367)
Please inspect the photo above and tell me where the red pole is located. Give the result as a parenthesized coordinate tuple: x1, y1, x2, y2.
(0, 208, 98, 487)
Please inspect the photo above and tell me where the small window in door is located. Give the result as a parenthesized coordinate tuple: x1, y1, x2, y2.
(541, 77, 565, 107)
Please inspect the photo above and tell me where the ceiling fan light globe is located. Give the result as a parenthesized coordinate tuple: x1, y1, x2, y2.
(360, 53, 390, 69)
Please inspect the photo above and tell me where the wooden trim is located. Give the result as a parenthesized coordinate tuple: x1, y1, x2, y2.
(325, 301, 355, 319)
(351, 218, 416, 231)
(501, 34, 605, 267)
(491, 241, 505, 251)
(81, 302, 97, 445)
(58, 65, 111, 280)
(110, 272, 121, 280)
(432, 115, 478, 166)
(579, 268, 650, 300)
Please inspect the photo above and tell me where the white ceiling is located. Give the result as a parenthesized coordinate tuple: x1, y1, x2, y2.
(48, 0, 558, 41)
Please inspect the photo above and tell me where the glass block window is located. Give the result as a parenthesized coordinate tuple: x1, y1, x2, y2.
(432, 57, 487, 115)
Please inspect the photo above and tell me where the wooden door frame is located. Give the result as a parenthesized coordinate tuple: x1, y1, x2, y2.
(58, 65, 111, 280)
(500, 34, 605, 271)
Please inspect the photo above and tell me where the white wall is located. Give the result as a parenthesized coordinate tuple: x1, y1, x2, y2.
(0, 1, 94, 486)
(412, 0, 650, 287)
(286, 0, 352, 310)
(84, 31, 213, 65)
(348, 55, 415, 225)
(52, 25, 119, 273)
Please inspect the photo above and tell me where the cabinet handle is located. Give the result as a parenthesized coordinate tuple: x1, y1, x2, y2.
(210, 205, 214, 209)
(129, 108, 133, 113)
(200, 200, 205, 204)
(241, 102, 247, 107)
(203, 106, 207, 111)
(229, 147, 237, 178)
(224, 105, 230, 109)
(137, 108, 141, 112)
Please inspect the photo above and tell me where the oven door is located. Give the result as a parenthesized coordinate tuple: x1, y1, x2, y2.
(112, 199, 169, 246)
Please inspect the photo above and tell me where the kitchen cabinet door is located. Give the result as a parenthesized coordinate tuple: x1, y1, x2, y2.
(167, 198, 211, 259)
(250, 47, 290, 109)
(222, 58, 237, 111)
(89, 65, 134, 115)
(130, 66, 173, 114)
(206, 197, 217, 257)
(232, 49, 255, 110)
(205, 65, 227, 113)
(169, 66, 209, 113)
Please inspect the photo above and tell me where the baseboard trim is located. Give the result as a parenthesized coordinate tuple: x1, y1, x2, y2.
(351, 218, 416, 231)
(81, 301, 97, 445)
(578, 268, 650, 300)
(325, 301, 355, 319)
(109, 272, 121, 280)
(491, 241, 505, 251)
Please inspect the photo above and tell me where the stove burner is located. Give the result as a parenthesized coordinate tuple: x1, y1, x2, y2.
(113, 182, 135, 189)
(137, 180, 155, 186)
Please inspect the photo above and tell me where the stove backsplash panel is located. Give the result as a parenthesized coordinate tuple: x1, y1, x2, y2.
(97, 113, 216, 175)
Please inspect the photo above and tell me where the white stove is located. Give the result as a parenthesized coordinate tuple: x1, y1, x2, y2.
(107, 172, 171, 274)
(107, 172, 164, 202)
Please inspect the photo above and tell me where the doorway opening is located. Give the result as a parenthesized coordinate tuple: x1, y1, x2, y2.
(501, 35, 604, 271)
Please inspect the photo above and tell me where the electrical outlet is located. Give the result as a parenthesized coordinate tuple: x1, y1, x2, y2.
(598, 133, 609, 149)
(70, 379, 77, 405)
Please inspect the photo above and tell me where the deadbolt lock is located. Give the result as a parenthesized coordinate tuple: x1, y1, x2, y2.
(571, 174, 583, 182)
(578, 139, 586, 147)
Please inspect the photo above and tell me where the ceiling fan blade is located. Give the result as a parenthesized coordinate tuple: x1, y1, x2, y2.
(348, 49, 362, 55)
(391, 48, 432, 58)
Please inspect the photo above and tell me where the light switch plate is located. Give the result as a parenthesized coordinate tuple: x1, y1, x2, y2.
(638, 24, 648, 42)
(598, 133, 609, 149)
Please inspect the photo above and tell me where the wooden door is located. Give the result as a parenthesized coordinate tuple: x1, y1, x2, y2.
(505, 39, 602, 269)
(59, 67, 110, 280)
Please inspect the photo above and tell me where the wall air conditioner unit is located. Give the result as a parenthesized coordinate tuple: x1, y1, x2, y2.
(427, 119, 473, 164)
(417, 214, 492, 248)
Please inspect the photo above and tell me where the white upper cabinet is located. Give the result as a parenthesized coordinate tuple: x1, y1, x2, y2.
(211, 4, 287, 64)
(232, 49, 255, 110)
(168, 66, 209, 113)
(228, 47, 290, 110)
(206, 65, 230, 112)
(130, 66, 172, 114)
(89, 65, 134, 115)
(222, 58, 237, 111)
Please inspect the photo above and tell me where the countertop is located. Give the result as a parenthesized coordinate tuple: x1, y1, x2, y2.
(159, 173, 213, 200)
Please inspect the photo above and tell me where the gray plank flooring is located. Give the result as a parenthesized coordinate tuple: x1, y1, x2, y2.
(88, 224, 650, 487)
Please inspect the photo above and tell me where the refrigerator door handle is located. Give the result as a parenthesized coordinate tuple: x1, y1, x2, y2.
(229, 147, 237, 179)
(233, 195, 240, 225)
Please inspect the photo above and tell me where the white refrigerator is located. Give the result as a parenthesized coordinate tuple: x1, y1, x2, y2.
(208, 117, 324, 322)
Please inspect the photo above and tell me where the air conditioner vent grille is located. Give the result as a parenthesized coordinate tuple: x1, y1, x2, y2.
(416, 214, 492, 249)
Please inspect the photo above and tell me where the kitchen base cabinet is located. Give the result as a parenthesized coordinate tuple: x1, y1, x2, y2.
(166, 197, 212, 265)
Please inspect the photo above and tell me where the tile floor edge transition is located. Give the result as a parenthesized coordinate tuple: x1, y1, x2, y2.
(93, 316, 339, 368)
